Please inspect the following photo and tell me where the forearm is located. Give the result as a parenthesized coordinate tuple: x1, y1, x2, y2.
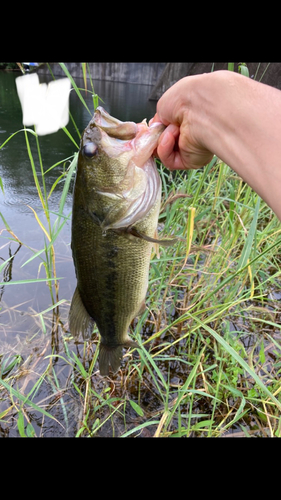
(193, 71, 281, 219)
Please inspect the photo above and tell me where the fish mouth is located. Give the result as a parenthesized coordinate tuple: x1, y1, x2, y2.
(80, 108, 165, 232)
(94, 107, 138, 140)
(130, 121, 165, 168)
(92, 107, 165, 167)
(86, 107, 165, 166)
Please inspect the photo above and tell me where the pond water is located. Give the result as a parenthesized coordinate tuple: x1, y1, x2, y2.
(0, 70, 156, 233)
(0, 70, 157, 436)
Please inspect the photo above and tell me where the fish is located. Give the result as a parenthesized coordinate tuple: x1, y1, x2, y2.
(69, 107, 172, 376)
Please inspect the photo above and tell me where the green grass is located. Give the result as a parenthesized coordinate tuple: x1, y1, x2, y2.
(0, 63, 281, 437)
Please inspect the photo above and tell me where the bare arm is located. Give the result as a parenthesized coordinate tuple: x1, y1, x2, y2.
(152, 70, 281, 220)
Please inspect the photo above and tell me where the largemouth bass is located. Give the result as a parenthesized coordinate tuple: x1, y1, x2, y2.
(69, 107, 168, 376)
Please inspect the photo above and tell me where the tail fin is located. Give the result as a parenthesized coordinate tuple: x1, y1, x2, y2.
(99, 340, 138, 376)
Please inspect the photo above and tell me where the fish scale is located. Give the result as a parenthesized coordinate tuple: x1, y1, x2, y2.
(69, 107, 166, 376)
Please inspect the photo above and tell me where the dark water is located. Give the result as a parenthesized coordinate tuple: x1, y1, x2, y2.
(0, 70, 156, 273)
(0, 70, 156, 436)
(0, 70, 156, 227)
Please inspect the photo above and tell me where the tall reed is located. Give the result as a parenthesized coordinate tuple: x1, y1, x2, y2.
(1, 62, 281, 437)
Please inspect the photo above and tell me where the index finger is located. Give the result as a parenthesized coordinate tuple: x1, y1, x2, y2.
(157, 124, 186, 170)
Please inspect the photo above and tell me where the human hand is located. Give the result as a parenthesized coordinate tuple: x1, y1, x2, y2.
(150, 76, 214, 170)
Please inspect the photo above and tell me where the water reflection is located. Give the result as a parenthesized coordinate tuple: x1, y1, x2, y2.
(93, 79, 156, 122)
(0, 242, 22, 301)
(0, 71, 156, 217)
(0, 69, 158, 435)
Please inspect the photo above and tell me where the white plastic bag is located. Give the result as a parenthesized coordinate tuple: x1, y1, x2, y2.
(16, 73, 71, 136)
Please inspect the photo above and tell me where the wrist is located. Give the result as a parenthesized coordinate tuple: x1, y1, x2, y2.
(187, 71, 239, 153)
(190, 71, 281, 218)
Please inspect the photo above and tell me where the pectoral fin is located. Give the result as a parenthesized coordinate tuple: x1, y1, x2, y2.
(115, 226, 180, 247)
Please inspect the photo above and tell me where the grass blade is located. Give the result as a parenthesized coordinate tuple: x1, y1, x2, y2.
(27, 205, 50, 241)
(48, 173, 66, 199)
(121, 420, 160, 437)
(59, 63, 91, 115)
(0, 377, 60, 422)
(82, 62, 87, 95)
(24, 129, 46, 211)
(62, 126, 80, 149)
(137, 342, 168, 394)
(238, 63, 249, 77)
(0, 278, 63, 286)
(188, 314, 281, 411)
(129, 400, 144, 417)
(238, 196, 260, 269)
(58, 153, 77, 219)
(184, 206, 195, 263)
(33, 299, 67, 316)
(0, 128, 37, 151)
(17, 410, 27, 437)
(0, 175, 4, 195)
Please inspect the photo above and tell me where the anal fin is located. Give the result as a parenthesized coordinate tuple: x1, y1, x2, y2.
(69, 286, 95, 340)
(137, 299, 147, 316)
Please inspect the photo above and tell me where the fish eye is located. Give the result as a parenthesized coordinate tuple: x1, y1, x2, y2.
(83, 142, 98, 158)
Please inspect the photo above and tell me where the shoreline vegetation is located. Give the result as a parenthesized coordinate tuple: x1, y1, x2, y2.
(0, 63, 281, 437)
